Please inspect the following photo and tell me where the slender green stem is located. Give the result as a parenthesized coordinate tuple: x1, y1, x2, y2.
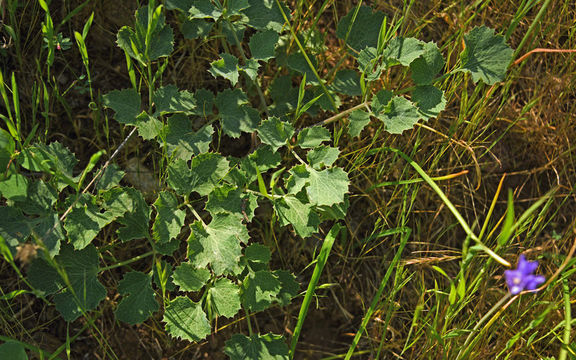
(320, 102, 370, 127)
(294, 101, 369, 136)
(274, 0, 337, 111)
(513, 0, 553, 58)
(456, 293, 513, 360)
(289, 147, 307, 165)
(147, 63, 154, 109)
(99, 251, 154, 272)
(49, 322, 91, 360)
(477, 174, 506, 243)
(344, 227, 411, 360)
(559, 278, 572, 360)
(381, 147, 510, 267)
(290, 224, 341, 359)
(368, 170, 469, 190)
(245, 307, 254, 337)
(245, 188, 282, 199)
(188, 205, 207, 226)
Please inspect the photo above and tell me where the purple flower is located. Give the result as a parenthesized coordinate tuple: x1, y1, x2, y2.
(504, 255, 545, 295)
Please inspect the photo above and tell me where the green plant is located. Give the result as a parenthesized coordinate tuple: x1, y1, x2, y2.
(0, 1, 536, 358)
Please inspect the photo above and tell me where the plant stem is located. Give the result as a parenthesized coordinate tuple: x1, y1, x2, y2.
(344, 227, 411, 360)
(245, 307, 254, 337)
(456, 293, 513, 360)
(382, 147, 510, 267)
(290, 224, 341, 359)
(319, 101, 370, 127)
(99, 251, 154, 272)
(558, 278, 572, 360)
(274, 0, 337, 111)
(513, 0, 553, 58)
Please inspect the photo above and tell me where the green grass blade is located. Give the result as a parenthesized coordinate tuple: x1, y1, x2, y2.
(59, 0, 91, 27)
(289, 224, 342, 359)
(11, 72, 21, 137)
(294, 73, 307, 122)
(340, 1, 362, 49)
(274, 0, 337, 111)
(82, 12, 95, 40)
(497, 189, 515, 246)
(305, 0, 333, 45)
(477, 174, 505, 242)
(76, 150, 106, 192)
(513, 0, 553, 58)
(380, 147, 510, 267)
(0, 71, 18, 141)
(344, 227, 411, 360)
(506, 187, 555, 240)
(74, 29, 94, 100)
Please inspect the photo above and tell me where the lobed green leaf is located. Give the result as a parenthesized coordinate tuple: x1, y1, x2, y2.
(164, 114, 213, 160)
(296, 126, 331, 149)
(172, 262, 211, 292)
(249, 30, 279, 61)
(411, 85, 446, 119)
(459, 25, 513, 85)
(134, 112, 163, 140)
(168, 153, 230, 196)
(95, 164, 125, 191)
(347, 109, 371, 138)
(306, 145, 340, 170)
(112, 187, 151, 242)
(242, 270, 281, 311)
(287, 165, 349, 207)
(152, 191, 185, 244)
(245, 243, 271, 264)
(65, 194, 114, 250)
(242, 0, 288, 33)
(330, 69, 362, 96)
(209, 53, 240, 86)
(181, 18, 213, 38)
(410, 41, 445, 85)
(208, 278, 241, 318)
(187, 214, 247, 275)
(273, 194, 320, 238)
(153, 85, 196, 115)
(382, 37, 425, 66)
(102, 88, 141, 125)
(188, 0, 223, 19)
(115, 271, 159, 325)
(224, 333, 289, 360)
(336, 6, 385, 53)
(0, 341, 28, 360)
(256, 117, 294, 151)
(28, 244, 106, 321)
(372, 95, 421, 135)
(163, 296, 211, 342)
(214, 89, 260, 138)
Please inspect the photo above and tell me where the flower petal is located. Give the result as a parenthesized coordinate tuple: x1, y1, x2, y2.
(524, 275, 545, 291)
(504, 255, 545, 294)
(517, 254, 538, 274)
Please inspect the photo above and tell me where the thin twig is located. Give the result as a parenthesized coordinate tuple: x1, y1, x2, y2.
(39, 127, 138, 245)
(294, 101, 371, 136)
(513, 48, 576, 66)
